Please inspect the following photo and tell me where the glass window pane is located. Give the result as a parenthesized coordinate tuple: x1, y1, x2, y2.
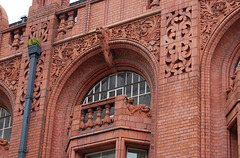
(95, 84, 100, 93)
(5, 117, 10, 128)
(133, 73, 139, 83)
(103, 150, 115, 158)
(126, 86, 131, 97)
(127, 73, 132, 84)
(1, 110, 5, 117)
(0, 119, 3, 129)
(88, 96, 93, 103)
(133, 84, 138, 96)
(127, 149, 146, 158)
(84, 113, 88, 123)
(101, 109, 106, 119)
(146, 84, 150, 93)
(86, 153, 101, 158)
(0, 130, 2, 138)
(117, 89, 123, 95)
(109, 75, 116, 89)
(101, 92, 107, 99)
(92, 111, 97, 121)
(139, 94, 151, 107)
(109, 91, 115, 97)
(140, 82, 145, 94)
(133, 97, 138, 105)
(117, 73, 125, 87)
(4, 128, 11, 142)
(101, 78, 107, 91)
(140, 76, 144, 82)
(110, 107, 114, 116)
(94, 94, 99, 101)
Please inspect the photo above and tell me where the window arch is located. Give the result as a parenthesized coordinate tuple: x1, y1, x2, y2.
(83, 71, 151, 106)
(0, 107, 12, 142)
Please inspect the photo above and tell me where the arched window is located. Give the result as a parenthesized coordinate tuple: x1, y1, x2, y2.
(83, 71, 151, 106)
(0, 107, 12, 142)
(235, 58, 240, 72)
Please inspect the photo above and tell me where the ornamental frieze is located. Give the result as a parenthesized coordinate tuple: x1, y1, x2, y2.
(164, 7, 192, 77)
(51, 13, 161, 89)
(200, 0, 240, 50)
(0, 57, 21, 96)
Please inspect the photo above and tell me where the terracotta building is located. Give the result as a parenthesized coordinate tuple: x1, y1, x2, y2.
(0, 0, 240, 157)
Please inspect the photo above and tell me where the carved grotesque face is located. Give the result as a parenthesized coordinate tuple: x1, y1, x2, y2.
(128, 98, 134, 104)
(212, 2, 226, 12)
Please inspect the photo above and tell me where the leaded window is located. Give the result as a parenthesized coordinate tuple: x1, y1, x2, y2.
(0, 107, 12, 141)
(83, 71, 151, 106)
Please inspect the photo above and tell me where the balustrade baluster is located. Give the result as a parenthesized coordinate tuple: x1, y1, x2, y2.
(85, 108, 93, 129)
(103, 104, 111, 124)
(67, 11, 75, 30)
(79, 111, 85, 130)
(95, 106, 102, 127)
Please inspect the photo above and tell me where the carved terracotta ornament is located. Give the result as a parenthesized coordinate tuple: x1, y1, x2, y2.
(96, 27, 114, 67)
(51, 13, 161, 89)
(126, 97, 151, 117)
(0, 138, 9, 150)
(200, 0, 240, 50)
(28, 20, 49, 42)
(0, 57, 21, 96)
(18, 52, 45, 115)
(165, 7, 192, 77)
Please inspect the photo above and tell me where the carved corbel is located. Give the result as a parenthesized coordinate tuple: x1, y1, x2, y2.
(96, 27, 114, 68)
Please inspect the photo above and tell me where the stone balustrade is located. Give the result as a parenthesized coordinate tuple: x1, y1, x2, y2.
(70, 95, 152, 137)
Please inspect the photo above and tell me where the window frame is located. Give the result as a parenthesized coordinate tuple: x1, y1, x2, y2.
(84, 148, 115, 158)
(83, 71, 151, 106)
(0, 107, 12, 142)
(126, 147, 148, 158)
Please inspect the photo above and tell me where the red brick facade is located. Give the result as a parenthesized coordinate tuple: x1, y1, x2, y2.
(0, 0, 240, 157)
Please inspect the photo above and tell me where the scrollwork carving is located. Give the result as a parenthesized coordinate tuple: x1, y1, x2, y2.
(50, 13, 161, 89)
(28, 20, 49, 42)
(200, 0, 240, 50)
(0, 57, 21, 95)
(110, 14, 161, 61)
(165, 7, 192, 77)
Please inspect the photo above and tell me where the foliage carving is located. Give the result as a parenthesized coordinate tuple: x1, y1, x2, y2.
(51, 13, 161, 89)
(200, 0, 240, 50)
(0, 57, 21, 96)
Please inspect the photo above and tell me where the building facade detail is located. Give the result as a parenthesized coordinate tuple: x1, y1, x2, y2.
(0, 57, 21, 96)
(200, 0, 240, 50)
(1, 0, 240, 157)
(165, 7, 192, 77)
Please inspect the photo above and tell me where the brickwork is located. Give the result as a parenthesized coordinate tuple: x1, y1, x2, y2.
(0, 0, 240, 157)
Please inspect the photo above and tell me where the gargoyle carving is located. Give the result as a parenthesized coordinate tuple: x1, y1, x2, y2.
(96, 27, 114, 68)
(126, 97, 151, 117)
